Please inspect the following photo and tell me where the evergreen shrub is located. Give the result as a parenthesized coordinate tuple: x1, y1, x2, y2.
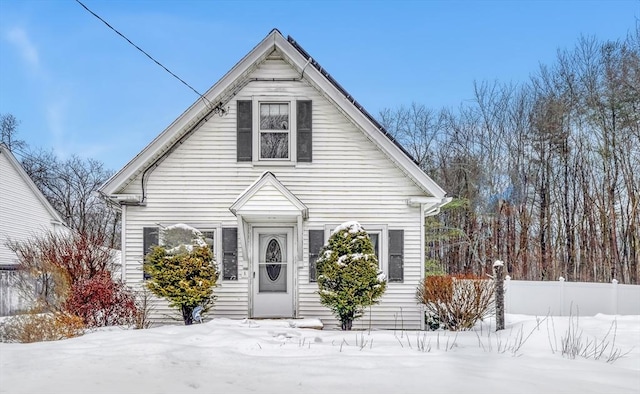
(144, 224, 219, 325)
(316, 221, 386, 330)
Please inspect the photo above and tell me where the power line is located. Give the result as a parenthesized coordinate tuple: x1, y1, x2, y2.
(74, 0, 210, 105)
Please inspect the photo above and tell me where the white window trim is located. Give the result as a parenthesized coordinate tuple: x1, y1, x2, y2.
(252, 96, 297, 165)
(323, 223, 388, 274)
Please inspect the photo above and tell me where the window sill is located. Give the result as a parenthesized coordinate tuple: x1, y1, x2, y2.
(251, 161, 297, 167)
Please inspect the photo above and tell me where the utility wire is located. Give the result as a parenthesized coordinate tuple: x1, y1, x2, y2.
(74, 0, 211, 106)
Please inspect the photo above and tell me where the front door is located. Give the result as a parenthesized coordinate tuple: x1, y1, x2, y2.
(252, 227, 294, 318)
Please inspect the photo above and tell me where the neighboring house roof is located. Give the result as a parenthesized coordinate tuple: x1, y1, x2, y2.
(99, 29, 448, 200)
(0, 143, 65, 226)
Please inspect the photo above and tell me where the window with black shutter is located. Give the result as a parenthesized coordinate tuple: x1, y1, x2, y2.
(238, 99, 312, 163)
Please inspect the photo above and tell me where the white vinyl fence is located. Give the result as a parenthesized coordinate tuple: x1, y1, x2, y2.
(0, 270, 31, 316)
(504, 277, 640, 316)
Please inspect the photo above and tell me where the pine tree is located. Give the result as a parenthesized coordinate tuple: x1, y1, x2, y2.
(144, 225, 219, 325)
(316, 221, 387, 330)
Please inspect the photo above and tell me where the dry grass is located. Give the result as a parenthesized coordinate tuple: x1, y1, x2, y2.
(0, 312, 85, 343)
(417, 274, 495, 331)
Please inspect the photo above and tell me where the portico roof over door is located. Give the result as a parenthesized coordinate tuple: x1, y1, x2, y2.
(229, 171, 308, 262)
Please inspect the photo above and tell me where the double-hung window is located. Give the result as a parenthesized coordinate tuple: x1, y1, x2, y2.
(259, 102, 290, 160)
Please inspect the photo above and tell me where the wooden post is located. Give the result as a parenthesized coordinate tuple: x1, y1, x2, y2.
(493, 260, 505, 331)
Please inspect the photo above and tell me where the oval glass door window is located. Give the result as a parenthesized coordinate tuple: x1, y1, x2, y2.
(258, 235, 287, 293)
(266, 239, 282, 281)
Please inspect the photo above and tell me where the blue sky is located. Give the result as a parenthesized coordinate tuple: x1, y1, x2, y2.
(1, 0, 637, 171)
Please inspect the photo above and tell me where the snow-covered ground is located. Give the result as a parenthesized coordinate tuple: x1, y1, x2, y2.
(1, 314, 638, 394)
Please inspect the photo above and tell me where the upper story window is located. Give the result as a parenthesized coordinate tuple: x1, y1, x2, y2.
(260, 103, 290, 160)
(237, 99, 312, 164)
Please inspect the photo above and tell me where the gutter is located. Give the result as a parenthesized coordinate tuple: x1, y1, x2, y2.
(408, 196, 452, 216)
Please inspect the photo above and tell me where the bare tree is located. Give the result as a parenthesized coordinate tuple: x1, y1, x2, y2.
(379, 29, 639, 284)
(20, 151, 120, 248)
(0, 113, 26, 152)
(379, 102, 445, 174)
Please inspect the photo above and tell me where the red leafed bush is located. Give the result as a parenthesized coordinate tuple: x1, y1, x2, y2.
(64, 271, 137, 328)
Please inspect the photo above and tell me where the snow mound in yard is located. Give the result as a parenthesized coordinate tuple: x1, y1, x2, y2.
(1, 315, 638, 394)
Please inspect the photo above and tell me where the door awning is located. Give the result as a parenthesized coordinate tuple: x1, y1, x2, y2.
(230, 171, 308, 221)
(230, 172, 308, 262)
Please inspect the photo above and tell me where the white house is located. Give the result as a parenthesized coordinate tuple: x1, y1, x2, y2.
(99, 29, 451, 329)
(0, 143, 66, 315)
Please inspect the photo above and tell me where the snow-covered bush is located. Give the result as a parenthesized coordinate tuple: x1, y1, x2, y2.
(316, 221, 387, 330)
(416, 274, 495, 331)
(144, 224, 219, 325)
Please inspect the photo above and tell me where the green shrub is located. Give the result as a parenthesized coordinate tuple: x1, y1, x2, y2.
(144, 224, 218, 325)
(316, 221, 386, 330)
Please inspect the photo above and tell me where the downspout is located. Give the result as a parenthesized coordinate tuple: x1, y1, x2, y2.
(120, 204, 127, 283)
(419, 197, 452, 331)
(140, 101, 226, 204)
(420, 202, 426, 331)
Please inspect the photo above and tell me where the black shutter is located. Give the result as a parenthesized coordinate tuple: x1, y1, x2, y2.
(308, 229, 324, 282)
(222, 228, 238, 280)
(237, 100, 252, 161)
(388, 229, 404, 283)
(143, 227, 159, 280)
(297, 100, 312, 162)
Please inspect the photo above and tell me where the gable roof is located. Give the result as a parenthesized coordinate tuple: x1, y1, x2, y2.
(0, 143, 66, 226)
(230, 171, 308, 220)
(99, 29, 447, 201)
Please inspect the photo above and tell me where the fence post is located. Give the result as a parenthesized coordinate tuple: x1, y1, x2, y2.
(559, 277, 565, 316)
(612, 279, 619, 315)
(505, 275, 511, 314)
(493, 260, 505, 331)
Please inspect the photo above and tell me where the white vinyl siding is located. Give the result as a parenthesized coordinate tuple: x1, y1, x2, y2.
(119, 57, 428, 329)
(0, 149, 64, 266)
